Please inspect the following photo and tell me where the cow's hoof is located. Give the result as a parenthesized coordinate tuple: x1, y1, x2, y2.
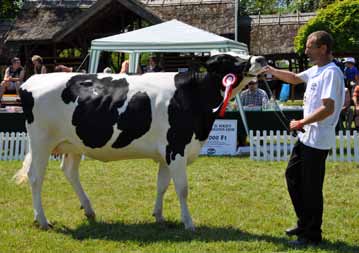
(34, 220, 53, 230)
(80, 205, 84, 210)
(185, 224, 195, 232)
(153, 215, 166, 223)
(85, 211, 96, 221)
(153, 213, 165, 223)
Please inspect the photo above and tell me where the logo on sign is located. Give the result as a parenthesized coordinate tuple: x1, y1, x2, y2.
(207, 148, 216, 155)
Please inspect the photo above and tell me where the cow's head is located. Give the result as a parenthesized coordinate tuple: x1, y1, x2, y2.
(205, 53, 267, 97)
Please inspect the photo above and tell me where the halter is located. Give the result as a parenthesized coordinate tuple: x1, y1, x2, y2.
(213, 57, 253, 117)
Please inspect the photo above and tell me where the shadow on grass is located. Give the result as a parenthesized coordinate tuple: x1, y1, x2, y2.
(54, 220, 358, 253)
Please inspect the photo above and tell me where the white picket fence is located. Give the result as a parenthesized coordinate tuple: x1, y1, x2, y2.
(0, 132, 62, 161)
(249, 130, 359, 162)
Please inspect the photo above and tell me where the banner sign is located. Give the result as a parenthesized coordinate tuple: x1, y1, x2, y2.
(200, 119, 237, 156)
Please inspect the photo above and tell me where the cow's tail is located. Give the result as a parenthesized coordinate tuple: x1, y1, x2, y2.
(13, 152, 32, 184)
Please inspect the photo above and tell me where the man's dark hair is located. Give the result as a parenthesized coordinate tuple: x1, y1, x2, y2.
(11, 57, 20, 64)
(308, 31, 334, 54)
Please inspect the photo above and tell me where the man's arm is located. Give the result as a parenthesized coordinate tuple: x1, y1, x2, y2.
(263, 66, 303, 85)
(291, 98, 335, 130)
(19, 69, 25, 82)
(3, 67, 10, 81)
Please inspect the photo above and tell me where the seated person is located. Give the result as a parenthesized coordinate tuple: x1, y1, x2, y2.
(240, 77, 269, 107)
(119, 60, 142, 74)
(0, 57, 25, 101)
(32, 55, 47, 74)
(352, 84, 359, 129)
(144, 56, 162, 72)
(103, 67, 112, 73)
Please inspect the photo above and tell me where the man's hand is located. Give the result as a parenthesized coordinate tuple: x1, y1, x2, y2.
(290, 119, 304, 131)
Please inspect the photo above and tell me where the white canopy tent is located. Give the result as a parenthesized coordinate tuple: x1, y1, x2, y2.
(88, 19, 250, 136)
(88, 19, 248, 73)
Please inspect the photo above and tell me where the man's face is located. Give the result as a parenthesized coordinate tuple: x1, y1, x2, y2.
(248, 81, 257, 91)
(304, 37, 327, 65)
(345, 62, 354, 68)
(12, 60, 21, 69)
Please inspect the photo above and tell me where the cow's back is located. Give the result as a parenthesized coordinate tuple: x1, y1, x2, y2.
(20, 72, 180, 162)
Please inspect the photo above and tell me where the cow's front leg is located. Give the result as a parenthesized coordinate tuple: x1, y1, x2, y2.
(168, 156, 194, 231)
(153, 162, 171, 223)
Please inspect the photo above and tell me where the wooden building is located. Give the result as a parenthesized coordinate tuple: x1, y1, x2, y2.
(4, 0, 161, 75)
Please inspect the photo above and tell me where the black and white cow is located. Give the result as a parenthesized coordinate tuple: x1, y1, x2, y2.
(14, 54, 266, 230)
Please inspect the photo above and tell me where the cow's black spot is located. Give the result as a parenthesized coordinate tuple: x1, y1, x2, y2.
(62, 74, 151, 148)
(165, 72, 222, 165)
(112, 91, 152, 148)
(19, 88, 35, 124)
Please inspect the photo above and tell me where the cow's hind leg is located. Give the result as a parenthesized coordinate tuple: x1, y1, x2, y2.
(153, 162, 171, 223)
(168, 157, 194, 231)
(61, 153, 95, 219)
(28, 142, 52, 229)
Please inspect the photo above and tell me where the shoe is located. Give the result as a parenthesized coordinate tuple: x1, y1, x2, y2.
(289, 237, 321, 247)
(285, 226, 303, 236)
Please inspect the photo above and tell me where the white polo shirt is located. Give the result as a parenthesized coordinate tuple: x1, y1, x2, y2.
(297, 62, 345, 150)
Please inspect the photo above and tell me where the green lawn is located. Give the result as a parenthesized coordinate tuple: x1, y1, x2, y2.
(0, 157, 358, 253)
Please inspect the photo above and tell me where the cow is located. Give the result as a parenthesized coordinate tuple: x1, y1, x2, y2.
(14, 53, 266, 231)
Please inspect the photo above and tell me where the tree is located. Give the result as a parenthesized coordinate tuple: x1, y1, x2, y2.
(0, 0, 23, 19)
(294, 0, 359, 54)
(239, 0, 336, 15)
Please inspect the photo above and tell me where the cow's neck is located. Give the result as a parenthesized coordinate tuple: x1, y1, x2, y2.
(198, 73, 223, 112)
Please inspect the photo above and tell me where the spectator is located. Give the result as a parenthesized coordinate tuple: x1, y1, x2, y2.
(240, 77, 269, 107)
(352, 84, 359, 130)
(54, 64, 73, 72)
(120, 60, 129, 74)
(343, 57, 359, 89)
(32, 55, 47, 74)
(103, 67, 112, 73)
(120, 60, 142, 74)
(337, 87, 353, 130)
(0, 57, 25, 100)
(145, 56, 162, 72)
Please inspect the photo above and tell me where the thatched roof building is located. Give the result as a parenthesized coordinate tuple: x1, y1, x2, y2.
(0, 20, 13, 65)
(4, 0, 161, 73)
(1, 0, 318, 74)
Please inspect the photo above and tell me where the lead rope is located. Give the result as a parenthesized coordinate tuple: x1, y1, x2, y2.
(261, 76, 302, 137)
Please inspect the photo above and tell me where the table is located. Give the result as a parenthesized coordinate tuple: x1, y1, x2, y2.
(0, 109, 304, 134)
(222, 109, 304, 145)
(0, 112, 26, 132)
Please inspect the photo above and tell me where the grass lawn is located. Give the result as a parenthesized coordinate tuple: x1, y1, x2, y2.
(0, 157, 358, 253)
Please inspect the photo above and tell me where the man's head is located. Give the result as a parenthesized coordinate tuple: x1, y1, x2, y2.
(149, 56, 158, 67)
(247, 78, 258, 92)
(344, 57, 356, 68)
(31, 55, 43, 66)
(11, 57, 21, 69)
(305, 31, 334, 65)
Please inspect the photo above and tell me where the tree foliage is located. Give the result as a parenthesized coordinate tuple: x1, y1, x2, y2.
(0, 0, 23, 19)
(294, 0, 359, 54)
(239, 0, 336, 15)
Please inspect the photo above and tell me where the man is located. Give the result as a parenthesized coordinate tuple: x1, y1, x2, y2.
(240, 77, 269, 107)
(145, 56, 162, 72)
(0, 57, 25, 101)
(264, 31, 344, 246)
(343, 57, 359, 88)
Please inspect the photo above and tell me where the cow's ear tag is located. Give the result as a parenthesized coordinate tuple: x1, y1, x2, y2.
(218, 73, 237, 117)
